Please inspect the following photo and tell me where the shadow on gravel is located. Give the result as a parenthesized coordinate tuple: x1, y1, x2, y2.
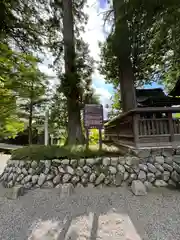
(1, 187, 180, 239)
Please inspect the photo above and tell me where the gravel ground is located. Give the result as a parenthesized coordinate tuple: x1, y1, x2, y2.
(0, 186, 180, 240)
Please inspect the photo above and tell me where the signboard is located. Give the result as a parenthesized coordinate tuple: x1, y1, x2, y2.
(83, 104, 103, 128)
(83, 104, 104, 150)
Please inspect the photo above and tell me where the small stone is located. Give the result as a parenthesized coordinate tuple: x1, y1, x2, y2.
(104, 177, 111, 185)
(173, 155, 180, 164)
(71, 176, 80, 185)
(52, 159, 61, 164)
(76, 183, 84, 188)
(8, 173, 13, 182)
(118, 157, 126, 165)
(53, 175, 61, 185)
(144, 181, 153, 191)
(128, 173, 137, 183)
(38, 173, 46, 186)
(123, 172, 129, 181)
(31, 161, 38, 169)
(17, 168, 22, 174)
(58, 167, 65, 173)
(45, 160, 51, 169)
(28, 168, 35, 175)
(168, 179, 176, 187)
(3, 173, 8, 181)
(79, 159, 85, 167)
(83, 165, 92, 173)
(154, 180, 168, 187)
(6, 185, 24, 200)
(24, 182, 32, 189)
(102, 157, 111, 166)
(60, 183, 74, 198)
(114, 173, 123, 186)
(117, 164, 125, 173)
(148, 157, 154, 164)
(139, 164, 148, 172)
(132, 166, 140, 174)
(163, 163, 173, 172)
(46, 174, 54, 181)
(173, 162, 180, 174)
(76, 167, 84, 176)
(138, 171, 146, 182)
(164, 156, 173, 165)
(16, 174, 24, 182)
(155, 170, 162, 179)
(61, 159, 69, 165)
(70, 159, 78, 167)
(62, 174, 71, 183)
(89, 173, 96, 183)
(147, 163, 157, 173)
(111, 157, 118, 166)
(131, 180, 147, 196)
(133, 149, 150, 158)
(124, 165, 133, 173)
(176, 148, 180, 155)
(109, 166, 117, 174)
(42, 181, 54, 189)
(151, 148, 162, 156)
(24, 175, 31, 183)
(19, 161, 25, 168)
(171, 171, 180, 182)
(155, 163, 164, 173)
(155, 156, 164, 164)
(147, 173, 155, 183)
(66, 166, 74, 175)
(87, 183, 94, 188)
(86, 158, 95, 165)
(162, 148, 174, 157)
(32, 175, 39, 184)
(163, 171, 170, 181)
(51, 166, 59, 175)
(95, 173, 105, 185)
(44, 168, 50, 175)
(22, 168, 28, 176)
(7, 181, 14, 188)
(55, 184, 62, 189)
(126, 156, 139, 166)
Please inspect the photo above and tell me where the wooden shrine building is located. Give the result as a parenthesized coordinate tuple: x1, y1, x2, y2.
(104, 82, 180, 148)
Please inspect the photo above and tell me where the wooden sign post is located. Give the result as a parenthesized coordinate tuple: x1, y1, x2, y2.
(83, 104, 104, 150)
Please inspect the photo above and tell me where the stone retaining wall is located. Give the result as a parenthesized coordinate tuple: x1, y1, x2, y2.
(1, 148, 180, 191)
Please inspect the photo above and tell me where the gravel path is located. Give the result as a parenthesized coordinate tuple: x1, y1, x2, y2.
(0, 186, 180, 239)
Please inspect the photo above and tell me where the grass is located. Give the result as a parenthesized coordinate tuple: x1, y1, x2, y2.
(11, 144, 123, 161)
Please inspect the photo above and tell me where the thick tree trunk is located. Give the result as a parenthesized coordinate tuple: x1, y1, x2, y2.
(28, 101, 33, 145)
(113, 0, 137, 112)
(66, 98, 85, 145)
(62, 0, 84, 145)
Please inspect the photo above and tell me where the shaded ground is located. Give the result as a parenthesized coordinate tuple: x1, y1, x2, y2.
(0, 186, 180, 239)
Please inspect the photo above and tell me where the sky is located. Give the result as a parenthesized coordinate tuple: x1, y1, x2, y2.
(39, 0, 162, 119)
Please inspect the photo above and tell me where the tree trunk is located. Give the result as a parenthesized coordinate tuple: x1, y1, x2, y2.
(113, 0, 137, 112)
(28, 101, 33, 145)
(62, 0, 84, 145)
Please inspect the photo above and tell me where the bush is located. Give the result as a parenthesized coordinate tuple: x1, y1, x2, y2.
(11, 144, 112, 161)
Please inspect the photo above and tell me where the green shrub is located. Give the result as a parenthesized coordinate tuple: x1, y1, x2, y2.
(11, 144, 113, 161)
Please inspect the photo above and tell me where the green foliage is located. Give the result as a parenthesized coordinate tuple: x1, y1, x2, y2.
(11, 144, 117, 161)
(89, 129, 99, 145)
(99, 0, 180, 91)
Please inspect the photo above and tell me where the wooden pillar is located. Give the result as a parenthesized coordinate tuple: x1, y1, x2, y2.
(133, 113, 139, 147)
(168, 112, 174, 143)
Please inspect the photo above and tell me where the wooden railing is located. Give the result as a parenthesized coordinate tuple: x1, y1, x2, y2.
(104, 107, 180, 147)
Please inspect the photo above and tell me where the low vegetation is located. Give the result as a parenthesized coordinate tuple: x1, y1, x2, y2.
(11, 144, 122, 161)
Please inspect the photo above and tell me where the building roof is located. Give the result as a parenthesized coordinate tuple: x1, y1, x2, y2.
(136, 88, 180, 107)
(169, 78, 180, 97)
